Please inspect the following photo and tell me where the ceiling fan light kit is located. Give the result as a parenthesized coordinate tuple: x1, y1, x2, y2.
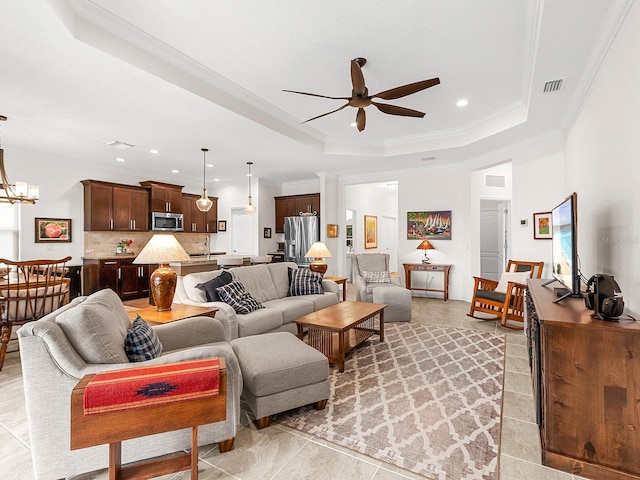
(284, 58, 440, 132)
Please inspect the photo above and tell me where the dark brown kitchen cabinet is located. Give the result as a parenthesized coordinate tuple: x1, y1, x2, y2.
(182, 193, 218, 233)
(274, 193, 320, 233)
(82, 180, 149, 231)
(140, 181, 183, 213)
(83, 258, 152, 300)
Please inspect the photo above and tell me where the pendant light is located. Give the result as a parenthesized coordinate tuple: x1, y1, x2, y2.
(243, 161, 256, 215)
(0, 115, 39, 204)
(195, 147, 213, 212)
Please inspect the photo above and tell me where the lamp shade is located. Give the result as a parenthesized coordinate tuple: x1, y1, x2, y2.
(134, 234, 190, 311)
(417, 240, 435, 264)
(305, 241, 332, 275)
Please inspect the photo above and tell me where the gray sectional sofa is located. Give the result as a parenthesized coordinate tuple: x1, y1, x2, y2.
(174, 262, 340, 341)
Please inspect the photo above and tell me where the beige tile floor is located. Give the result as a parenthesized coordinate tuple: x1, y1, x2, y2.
(0, 289, 589, 480)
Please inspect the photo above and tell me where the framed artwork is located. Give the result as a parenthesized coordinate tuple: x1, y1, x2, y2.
(533, 212, 552, 239)
(364, 215, 377, 249)
(407, 211, 452, 240)
(346, 225, 353, 238)
(35, 218, 72, 243)
(264, 227, 272, 239)
(327, 224, 338, 238)
(217, 220, 227, 232)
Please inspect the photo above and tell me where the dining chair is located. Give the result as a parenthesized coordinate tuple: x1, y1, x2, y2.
(0, 256, 72, 370)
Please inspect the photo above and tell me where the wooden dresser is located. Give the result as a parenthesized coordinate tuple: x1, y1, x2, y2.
(527, 279, 640, 479)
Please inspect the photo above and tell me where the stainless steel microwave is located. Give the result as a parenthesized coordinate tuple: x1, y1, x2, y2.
(151, 212, 184, 232)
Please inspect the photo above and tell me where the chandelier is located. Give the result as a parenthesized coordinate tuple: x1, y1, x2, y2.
(243, 161, 256, 215)
(195, 147, 213, 212)
(0, 115, 39, 204)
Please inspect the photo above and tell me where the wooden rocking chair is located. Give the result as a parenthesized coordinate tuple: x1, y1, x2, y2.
(467, 260, 544, 329)
(0, 256, 72, 370)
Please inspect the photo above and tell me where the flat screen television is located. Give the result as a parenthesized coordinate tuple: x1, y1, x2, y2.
(546, 192, 581, 302)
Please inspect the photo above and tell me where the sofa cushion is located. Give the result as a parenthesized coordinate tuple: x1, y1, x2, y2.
(124, 315, 163, 362)
(362, 270, 391, 283)
(56, 289, 130, 364)
(303, 293, 339, 311)
(288, 268, 323, 296)
(237, 308, 284, 337)
(262, 297, 314, 324)
(232, 264, 279, 303)
(268, 262, 298, 298)
(196, 271, 233, 302)
(217, 280, 264, 315)
(183, 270, 230, 303)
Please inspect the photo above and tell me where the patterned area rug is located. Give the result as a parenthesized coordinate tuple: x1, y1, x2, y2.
(276, 323, 505, 480)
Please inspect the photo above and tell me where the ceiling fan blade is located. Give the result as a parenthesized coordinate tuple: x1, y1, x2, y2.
(351, 60, 367, 96)
(302, 103, 350, 123)
(283, 89, 349, 100)
(372, 102, 425, 118)
(372, 77, 440, 100)
(356, 108, 366, 131)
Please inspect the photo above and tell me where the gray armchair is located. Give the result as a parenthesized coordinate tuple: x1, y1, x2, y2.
(352, 253, 402, 302)
(17, 289, 242, 480)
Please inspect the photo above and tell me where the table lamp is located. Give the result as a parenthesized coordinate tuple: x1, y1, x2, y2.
(305, 241, 332, 275)
(417, 240, 435, 264)
(133, 234, 191, 311)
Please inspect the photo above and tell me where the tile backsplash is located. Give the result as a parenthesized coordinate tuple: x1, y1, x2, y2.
(83, 232, 217, 258)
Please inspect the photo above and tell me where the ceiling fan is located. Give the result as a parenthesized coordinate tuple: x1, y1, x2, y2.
(283, 58, 440, 132)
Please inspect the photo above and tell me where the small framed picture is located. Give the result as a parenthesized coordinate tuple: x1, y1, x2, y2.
(35, 218, 72, 243)
(364, 215, 377, 249)
(264, 227, 272, 239)
(327, 224, 338, 238)
(533, 212, 552, 239)
(218, 220, 227, 232)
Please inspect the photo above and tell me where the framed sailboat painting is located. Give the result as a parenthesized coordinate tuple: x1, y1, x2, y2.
(407, 211, 452, 240)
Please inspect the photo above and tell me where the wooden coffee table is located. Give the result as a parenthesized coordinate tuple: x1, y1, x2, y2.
(126, 304, 217, 324)
(295, 301, 386, 372)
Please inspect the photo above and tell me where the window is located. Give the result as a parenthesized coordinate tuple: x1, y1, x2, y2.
(0, 203, 19, 260)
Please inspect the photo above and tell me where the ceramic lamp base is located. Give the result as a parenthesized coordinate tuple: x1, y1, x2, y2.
(309, 259, 327, 275)
(149, 264, 177, 311)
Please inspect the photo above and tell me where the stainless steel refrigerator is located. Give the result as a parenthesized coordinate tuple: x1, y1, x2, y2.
(284, 216, 319, 266)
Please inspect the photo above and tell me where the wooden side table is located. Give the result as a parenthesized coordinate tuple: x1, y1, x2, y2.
(403, 263, 452, 301)
(70, 360, 228, 480)
(324, 276, 347, 301)
(126, 304, 218, 324)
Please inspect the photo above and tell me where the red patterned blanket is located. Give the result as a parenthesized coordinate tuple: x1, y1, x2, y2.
(83, 358, 220, 415)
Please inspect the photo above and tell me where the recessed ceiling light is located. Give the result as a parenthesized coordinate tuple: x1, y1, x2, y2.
(456, 99, 468, 107)
(149, 149, 159, 154)
(115, 157, 125, 162)
(206, 164, 213, 168)
(213, 178, 220, 182)
(350, 122, 357, 127)
(171, 169, 179, 173)
(386, 183, 398, 190)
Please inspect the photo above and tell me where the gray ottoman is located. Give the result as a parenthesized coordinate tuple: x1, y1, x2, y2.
(373, 286, 412, 322)
(230, 332, 330, 428)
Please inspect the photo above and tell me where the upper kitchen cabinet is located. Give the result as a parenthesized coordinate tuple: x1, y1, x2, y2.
(82, 180, 149, 231)
(274, 193, 320, 233)
(139, 181, 183, 213)
(182, 193, 218, 233)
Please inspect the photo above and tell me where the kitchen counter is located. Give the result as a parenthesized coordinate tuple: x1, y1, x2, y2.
(169, 255, 250, 275)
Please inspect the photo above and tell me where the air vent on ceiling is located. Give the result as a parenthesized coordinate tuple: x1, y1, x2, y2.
(485, 174, 506, 188)
(542, 79, 564, 93)
(104, 140, 134, 149)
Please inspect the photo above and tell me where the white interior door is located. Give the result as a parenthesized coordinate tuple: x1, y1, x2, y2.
(480, 200, 500, 281)
(379, 215, 398, 273)
(498, 201, 511, 273)
(230, 207, 255, 255)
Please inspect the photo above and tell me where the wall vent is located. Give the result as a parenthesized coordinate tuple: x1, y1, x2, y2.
(543, 79, 564, 93)
(485, 174, 506, 188)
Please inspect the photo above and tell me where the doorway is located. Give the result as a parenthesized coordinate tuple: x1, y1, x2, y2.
(480, 200, 510, 280)
(230, 207, 255, 255)
(379, 215, 398, 273)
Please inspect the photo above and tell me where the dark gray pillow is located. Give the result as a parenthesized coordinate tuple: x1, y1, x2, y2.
(196, 271, 233, 302)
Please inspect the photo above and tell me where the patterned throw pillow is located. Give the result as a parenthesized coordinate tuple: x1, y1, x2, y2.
(216, 280, 264, 314)
(362, 270, 391, 283)
(124, 315, 163, 362)
(288, 268, 324, 296)
(196, 271, 233, 302)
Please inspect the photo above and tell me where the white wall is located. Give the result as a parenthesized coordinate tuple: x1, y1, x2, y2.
(564, 0, 640, 316)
